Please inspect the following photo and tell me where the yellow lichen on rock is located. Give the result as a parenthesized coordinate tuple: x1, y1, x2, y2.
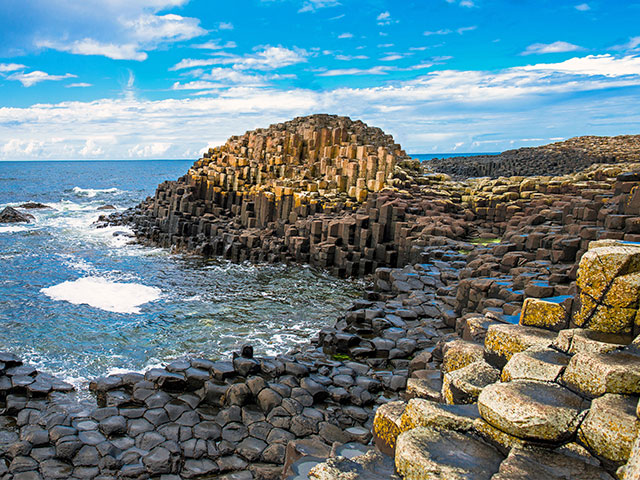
(519, 297, 569, 331)
(372, 400, 406, 455)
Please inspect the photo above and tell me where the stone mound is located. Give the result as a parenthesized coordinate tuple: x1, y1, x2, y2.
(428, 135, 640, 179)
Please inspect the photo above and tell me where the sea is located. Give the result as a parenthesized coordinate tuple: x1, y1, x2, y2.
(0, 160, 366, 390)
(0, 153, 492, 390)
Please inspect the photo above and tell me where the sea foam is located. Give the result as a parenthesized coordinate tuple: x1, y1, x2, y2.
(71, 187, 121, 198)
(41, 276, 161, 314)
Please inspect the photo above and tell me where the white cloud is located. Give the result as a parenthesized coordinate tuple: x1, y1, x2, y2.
(522, 41, 584, 55)
(80, 139, 105, 156)
(2, 54, 640, 159)
(424, 29, 451, 36)
(298, 0, 340, 13)
(37, 39, 149, 61)
(317, 66, 391, 76)
(335, 54, 369, 61)
(575, 3, 590, 11)
(612, 37, 640, 53)
(172, 81, 223, 90)
(67, 83, 93, 88)
(380, 54, 403, 61)
(0, 63, 27, 73)
(446, 0, 475, 7)
(6, 70, 77, 87)
(338, 33, 353, 39)
(181, 46, 308, 71)
(128, 142, 171, 157)
(424, 26, 475, 36)
(193, 40, 237, 50)
(457, 26, 477, 34)
(170, 58, 218, 70)
(23, 2, 205, 61)
(218, 22, 234, 30)
(376, 11, 397, 26)
(201, 68, 268, 86)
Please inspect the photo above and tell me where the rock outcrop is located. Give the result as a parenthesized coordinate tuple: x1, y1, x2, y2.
(429, 135, 640, 179)
(0, 206, 34, 223)
(4, 116, 640, 479)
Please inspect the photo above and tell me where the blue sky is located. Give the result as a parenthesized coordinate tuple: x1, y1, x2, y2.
(0, 0, 639, 159)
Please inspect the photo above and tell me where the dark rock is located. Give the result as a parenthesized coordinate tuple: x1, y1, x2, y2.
(0, 207, 34, 223)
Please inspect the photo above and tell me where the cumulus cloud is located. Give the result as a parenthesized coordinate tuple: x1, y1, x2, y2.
(6, 70, 77, 87)
(522, 41, 584, 55)
(2, 53, 640, 158)
(612, 37, 640, 53)
(338, 33, 353, 39)
(172, 46, 308, 72)
(376, 11, 397, 26)
(193, 40, 237, 50)
(2, 1, 205, 61)
(575, 3, 590, 11)
(0, 63, 26, 73)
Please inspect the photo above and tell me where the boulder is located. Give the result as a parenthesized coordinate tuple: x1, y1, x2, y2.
(442, 340, 485, 374)
(0, 207, 34, 223)
(562, 350, 640, 397)
(501, 345, 570, 383)
(478, 380, 586, 443)
(372, 401, 405, 455)
(578, 394, 640, 464)
(484, 324, 557, 368)
(519, 297, 570, 331)
(400, 398, 480, 432)
(395, 427, 503, 480)
(490, 446, 615, 480)
(309, 449, 399, 480)
(442, 361, 500, 405)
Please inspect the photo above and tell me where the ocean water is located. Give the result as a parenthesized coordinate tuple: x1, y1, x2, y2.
(411, 152, 498, 162)
(0, 161, 364, 389)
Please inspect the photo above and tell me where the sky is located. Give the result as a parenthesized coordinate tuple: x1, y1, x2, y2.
(0, 0, 639, 160)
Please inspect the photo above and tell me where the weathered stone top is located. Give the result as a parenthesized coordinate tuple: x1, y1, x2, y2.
(188, 114, 411, 203)
(428, 134, 640, 179)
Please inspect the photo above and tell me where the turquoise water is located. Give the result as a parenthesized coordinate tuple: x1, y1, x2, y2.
(0, 161, 363, 388)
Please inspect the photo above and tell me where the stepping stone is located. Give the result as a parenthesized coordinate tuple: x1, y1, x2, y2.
(442, 340, 485, 374)
(578, 394, 640, 464)
(484, 325, 557, 368)
(562, 350, 640, 397)
(478, 380, 586, 443)
(372, 401, 405, 455)
(400, 398, 480, 432)
(309, 449, 399, 479)
(553, 328, 632, 354)
(501, 345, 570, 383)
(519, 297, 570, 331)
(395, 427, 503, 480)
(442, 361, 500, 405)
(490, 446, 615, 480)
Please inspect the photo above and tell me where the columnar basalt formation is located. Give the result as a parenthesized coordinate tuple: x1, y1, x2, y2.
(5, 117, 640, 479)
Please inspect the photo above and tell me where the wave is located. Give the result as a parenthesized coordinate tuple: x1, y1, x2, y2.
(0, 225, 31, 234)
(71, 187, 122, 198)
(41, 276, 162, 314)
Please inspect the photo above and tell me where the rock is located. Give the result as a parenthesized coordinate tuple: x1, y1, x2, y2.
(395, 427, 503, 480)
(478, 380, 586, 443)
(400, 398, 480, 432)
(0, 207, 34, 223)
(442, 360, 500, 405)
(501, 345, 571, 383)
(97, 205, 116, 210)
(554, 328, 633, 355)
(441, 340, 485, 374)
(578, 393, 640, 464)
(372, 401, 405, 455)
(19, 202, 49, 209)
(491, 446, 615, 480)
(484, 324, 557, 368)
(562, 350, 640, 397)
(309, 450, 399, 480)
(519, 297, 570, 331)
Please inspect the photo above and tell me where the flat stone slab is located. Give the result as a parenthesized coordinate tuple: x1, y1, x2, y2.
(562, 350, 640, 397)
(400, 398, 480, 432)
(502, 345, 570, 383)
(442, 340, 485, 374)
(484, 324, 557, 368)
(395, 426, 503, 480)
(309, 450, 400, 479)
(578, 393, 640, 464)
(554, 329, 633, 355)
(442, 361, 500, 405)
(478, 380, 586, 443)
(490, 446, 615, 480)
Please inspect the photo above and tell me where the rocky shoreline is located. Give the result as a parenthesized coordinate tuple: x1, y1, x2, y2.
(2, 114, 640, 479)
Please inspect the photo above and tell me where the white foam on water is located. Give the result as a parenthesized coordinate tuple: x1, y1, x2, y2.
(71, 187, 121, 198)
(0, 225, 30, 233)
(41, 276, 162, 314)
